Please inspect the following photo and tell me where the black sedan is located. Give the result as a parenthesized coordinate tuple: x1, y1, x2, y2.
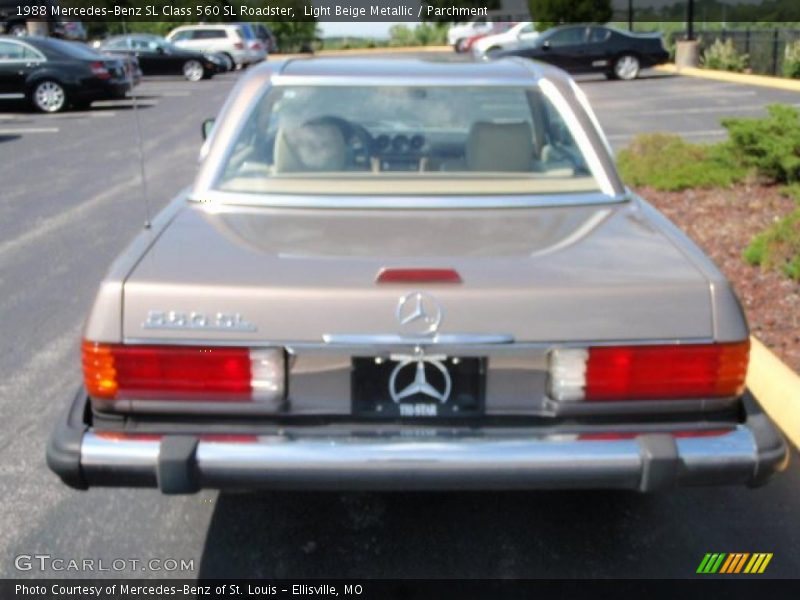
(491, 25, 669, 80)
(98, 34, 222, 81)
(0, 35, 131, 112)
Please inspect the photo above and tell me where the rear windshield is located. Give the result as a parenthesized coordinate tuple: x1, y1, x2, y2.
(46, 38, 104, 60)
(215, 84, 600, 196)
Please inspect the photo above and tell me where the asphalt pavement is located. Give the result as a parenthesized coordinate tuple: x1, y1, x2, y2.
(0, 59, 798, 579)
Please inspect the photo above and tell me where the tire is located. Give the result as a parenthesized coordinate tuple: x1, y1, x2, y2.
(221, 53, 234, 71)
(453, 39, 465, 53)
(182, 60, 204, 82)
(613, 54, 641, 81)
(30, 80, 67, 113)
(201, 69, 214, 80)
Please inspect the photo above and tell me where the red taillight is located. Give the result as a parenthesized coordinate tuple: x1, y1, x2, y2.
(82, 342, 283, 402)
(90, 61, 111, 80)
(550, 341, 749, 402)
(376, 268, 462, 284)
(251, 42, 263, 50)
(234, 42, 244, 50)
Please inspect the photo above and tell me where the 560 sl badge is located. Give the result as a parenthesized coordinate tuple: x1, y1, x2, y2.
(143, 310, 257, 332)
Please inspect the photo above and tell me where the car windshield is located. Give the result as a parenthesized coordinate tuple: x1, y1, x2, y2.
(47, 38, 104, 60)
(216, 85, 601, 196)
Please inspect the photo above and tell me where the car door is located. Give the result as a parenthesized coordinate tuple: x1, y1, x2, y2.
(0, 39, 44, 97)
(537, 27, 589, 72)
(131, 38, 164, 75)
(585, 26, 614, 73)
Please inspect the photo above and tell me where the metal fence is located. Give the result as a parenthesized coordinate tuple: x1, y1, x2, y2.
(666, 28, 800, 76)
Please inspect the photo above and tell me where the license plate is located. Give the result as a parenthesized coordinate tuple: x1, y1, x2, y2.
(352, 356, 485, 418)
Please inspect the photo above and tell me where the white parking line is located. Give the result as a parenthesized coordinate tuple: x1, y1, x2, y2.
(0, 127, 58, 134)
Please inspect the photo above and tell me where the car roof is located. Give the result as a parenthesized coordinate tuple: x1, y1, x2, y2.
(276, 57, 560, 84)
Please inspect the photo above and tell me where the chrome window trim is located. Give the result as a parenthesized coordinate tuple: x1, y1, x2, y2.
(191, 190, 630, 209)
(537, 78, 614, 196)
(121, 336, 716, 350)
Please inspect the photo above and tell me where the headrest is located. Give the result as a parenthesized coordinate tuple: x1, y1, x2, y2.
(466, 121, 534, 172)
(274, 121, 347, 173)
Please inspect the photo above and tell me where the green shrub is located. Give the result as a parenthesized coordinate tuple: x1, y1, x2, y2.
(617, 133, 746, 191)
(744, 208, 800, 281)
(783, 40, 800, 79)
(701, 38, 749, 72)
(722, 105, 800, 183)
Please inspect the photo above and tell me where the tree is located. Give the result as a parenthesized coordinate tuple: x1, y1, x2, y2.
(528, 0, 612, 31)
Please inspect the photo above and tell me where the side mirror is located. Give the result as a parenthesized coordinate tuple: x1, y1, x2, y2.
(201, 118, 215, 141)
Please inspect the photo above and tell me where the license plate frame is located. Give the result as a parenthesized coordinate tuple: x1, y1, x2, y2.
(351, 356, 486, 419)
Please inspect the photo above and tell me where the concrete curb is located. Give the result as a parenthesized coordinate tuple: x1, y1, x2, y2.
(655, 63, 800, 92)
(275, 45, 450, 60)
(747, 336, 800, 450)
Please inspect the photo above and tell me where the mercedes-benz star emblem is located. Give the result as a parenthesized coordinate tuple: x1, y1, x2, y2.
(389, 358, 452, 404)
(396, 292, 443, 336)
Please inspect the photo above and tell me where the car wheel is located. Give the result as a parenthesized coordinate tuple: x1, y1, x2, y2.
(453, 39, 464, 53)
(31, 80, 67, 113)
(613, 54, 641, 81)
(8, 23, 27, 36)
(222, 53, 234, 71)
(182, 60, 204, 82)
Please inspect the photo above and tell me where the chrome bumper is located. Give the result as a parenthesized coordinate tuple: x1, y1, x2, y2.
(47, 391, 788, 493)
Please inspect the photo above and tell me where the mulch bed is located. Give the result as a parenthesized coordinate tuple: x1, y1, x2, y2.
(638, 184, 800, 373)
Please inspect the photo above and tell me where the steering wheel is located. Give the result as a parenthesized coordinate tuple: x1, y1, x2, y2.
(304, 115, 373, 170)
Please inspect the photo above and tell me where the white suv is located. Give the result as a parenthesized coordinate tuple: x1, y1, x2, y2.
(167, 24, 262, 68)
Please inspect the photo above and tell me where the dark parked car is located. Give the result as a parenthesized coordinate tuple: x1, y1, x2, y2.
(0, 35, 131, 112)
(492, 25, 669, 80)
(98, 34, 222, 81)
(250, 22, 278, 53)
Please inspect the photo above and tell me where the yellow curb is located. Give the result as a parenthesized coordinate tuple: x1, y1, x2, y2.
(656, 63, 800, 92)
(275, 45, 450, 60)
(747, 336, 800, 449)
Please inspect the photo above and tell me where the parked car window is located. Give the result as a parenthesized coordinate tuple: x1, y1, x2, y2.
(588, 27, 611, 44)
(103, 38, 129, 50)
(547, 27, 586, 47)
(216, 85, 599, 196)
(519, 23, 535, 34)
(170, 31, 192, 42)
(0, 40, 40, 60)
(195, 29, 226, 40)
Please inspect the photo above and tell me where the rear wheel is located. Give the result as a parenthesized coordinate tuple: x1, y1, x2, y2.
(613, 54, 641, 81)
(182, 59, 204, 82)
(31, 80, 67, 113)
(221, 53, 234, 71)
(453, 39, 465, 53)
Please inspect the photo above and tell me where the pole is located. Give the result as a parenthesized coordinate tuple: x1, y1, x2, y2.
(687, 0, 695, 41)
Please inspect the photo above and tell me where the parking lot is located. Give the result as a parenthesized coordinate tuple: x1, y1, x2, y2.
(1, 59, 798, 579)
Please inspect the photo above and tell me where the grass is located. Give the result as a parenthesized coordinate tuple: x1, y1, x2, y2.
(616, 133, 747, 191)
(744, 207, 800, 281)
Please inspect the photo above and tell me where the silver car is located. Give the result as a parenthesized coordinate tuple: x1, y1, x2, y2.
(48, 58, 788, 493)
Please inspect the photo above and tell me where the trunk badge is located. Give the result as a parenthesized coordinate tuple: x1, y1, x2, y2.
(396, 292, 443, 337)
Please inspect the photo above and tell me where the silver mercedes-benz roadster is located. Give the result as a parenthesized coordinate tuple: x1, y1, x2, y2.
(48, 57, 788, 493)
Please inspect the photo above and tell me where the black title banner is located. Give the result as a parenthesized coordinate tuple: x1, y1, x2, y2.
(3, 579, 797, 600)
(3, 1, 800, 23)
